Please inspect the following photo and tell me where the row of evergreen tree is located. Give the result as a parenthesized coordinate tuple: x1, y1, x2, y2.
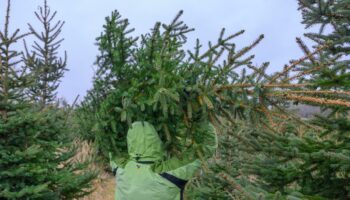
(0, 0, 94, 199)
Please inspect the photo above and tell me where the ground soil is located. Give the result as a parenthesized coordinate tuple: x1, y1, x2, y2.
(80, 173, 115, 200)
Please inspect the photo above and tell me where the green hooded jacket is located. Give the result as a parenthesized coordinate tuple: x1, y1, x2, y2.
(109, 121, 217, 200)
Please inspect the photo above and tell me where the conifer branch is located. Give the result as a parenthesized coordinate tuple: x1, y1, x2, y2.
(272, 90, 350, 96)
(199, 30, 245, 60)
(218, 173, 255, 200)
(270, 94, 350, 107)
(215, 83, 311, 91)
(296, 37, 316, 64)
(269, 44, 328, 83)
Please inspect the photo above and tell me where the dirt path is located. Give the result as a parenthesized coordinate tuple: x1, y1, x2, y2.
(80, 174, 115, 200)
(72, 140, 116, 200)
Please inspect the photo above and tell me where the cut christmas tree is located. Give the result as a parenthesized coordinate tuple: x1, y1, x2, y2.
(80, 9, 349, 164)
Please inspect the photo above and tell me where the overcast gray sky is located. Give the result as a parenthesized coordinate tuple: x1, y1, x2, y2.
(2, 0, 309, 103)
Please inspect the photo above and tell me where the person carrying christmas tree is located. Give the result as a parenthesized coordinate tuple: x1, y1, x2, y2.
(109, 121, 217, 200)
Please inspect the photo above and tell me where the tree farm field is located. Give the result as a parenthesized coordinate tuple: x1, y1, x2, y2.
(1, 0, 349, 200)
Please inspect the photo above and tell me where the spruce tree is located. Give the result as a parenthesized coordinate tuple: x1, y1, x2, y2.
(0, 1, 95, 199)
(191, 1, 349, 199)
(23, 0, 67, 106)
(0, 0, 29, 116)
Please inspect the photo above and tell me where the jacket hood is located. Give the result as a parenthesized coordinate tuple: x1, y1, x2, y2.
(127, 121, 164, 161)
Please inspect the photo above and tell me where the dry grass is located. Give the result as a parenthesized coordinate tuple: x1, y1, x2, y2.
(80, 173, 115, 200)
(70, 139, 116, 200)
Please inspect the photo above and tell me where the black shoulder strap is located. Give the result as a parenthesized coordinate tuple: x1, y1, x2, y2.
(136, 160, 155, 164)
(160, 173, 188, 200)
(112, 167, 118, 176)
